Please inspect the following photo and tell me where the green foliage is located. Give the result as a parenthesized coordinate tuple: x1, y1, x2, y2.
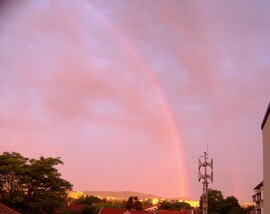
(80, 205, 99, 214)
(125, 196, 143, 210)
(200, 189, 224, 214)
(221, 196, 242, 214)
(0, 152, 28, 209)
(175, 201, 191, 210)
(200, 189, 246, 214)
(242, 205, 255, 214)
(159, 201, 171, 210)
(78, 197, 127, 212)
(94, 201, 126, 210)
(226, 207, 245, 214)
(160, 201, 191, 210)
(209, 189, 224, 214)
(62, 209, 77, 214)
(74, 195, 102, 205)
(0, 152, 72, 214)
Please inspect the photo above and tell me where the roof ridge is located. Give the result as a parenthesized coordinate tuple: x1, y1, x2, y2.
(261, 101, 270, 129)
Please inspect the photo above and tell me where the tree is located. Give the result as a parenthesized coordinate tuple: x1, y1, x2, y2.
(222, 196, 246, 214)
(221, 196, 242, 214)
(242, 205, 255, 214)
(80, 205, 99, 214)
(159, 201, 172, 210)
(200, 189, 224, 214)
(75, 195, 102, 205)
(94, 201, 126, 210)
(0, 152, 27, 209)
(172, 201, 191, 210)
(0, 152, 72, 213)
(160, 201, 192, 210)
(200, 189, 246, 214)
(125, 196, 143, 210)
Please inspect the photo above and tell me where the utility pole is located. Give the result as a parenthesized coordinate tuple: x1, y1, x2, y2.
(198, 151, 213, 214)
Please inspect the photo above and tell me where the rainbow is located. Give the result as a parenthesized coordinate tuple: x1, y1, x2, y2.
(85, 2, 189, 197)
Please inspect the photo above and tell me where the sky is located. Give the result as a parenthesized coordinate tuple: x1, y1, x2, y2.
(0, 0, 270, 203)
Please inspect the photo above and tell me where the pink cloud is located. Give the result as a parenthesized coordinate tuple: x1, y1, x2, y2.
(1, 0, 270, 202)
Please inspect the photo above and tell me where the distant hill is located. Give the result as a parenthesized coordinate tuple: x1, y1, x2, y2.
(82, 191, 188, 201)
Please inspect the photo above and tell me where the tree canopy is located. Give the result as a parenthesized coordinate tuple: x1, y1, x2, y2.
(160, 201, 191, 210)
(125, 196, 143, 210)
(200, 189, 246, 214)
(74, 195, 102, 205)
(0, 152, 72, 214)
(206, 189, 224, 214)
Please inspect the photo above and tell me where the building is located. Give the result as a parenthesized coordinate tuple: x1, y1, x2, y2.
(68, 191, 85, 199)
(252, 181, 263, 214)
(262, 102, 270, 214)
(178, 200, 199, 208)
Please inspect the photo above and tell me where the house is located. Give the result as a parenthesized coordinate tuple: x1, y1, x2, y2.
(252, 181, 263, 214)
(261, 102, 270, 214)
(0, 203, 21, 214)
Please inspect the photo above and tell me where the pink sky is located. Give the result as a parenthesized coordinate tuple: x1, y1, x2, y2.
(1, 0, 270, 203)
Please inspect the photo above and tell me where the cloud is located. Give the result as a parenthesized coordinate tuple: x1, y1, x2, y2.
(1, 0, 270, 201)
(0, 0, 175, 151)
(89, 0, 270, 200)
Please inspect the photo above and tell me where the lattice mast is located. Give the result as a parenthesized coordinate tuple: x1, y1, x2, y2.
(198, 151, 213, 214)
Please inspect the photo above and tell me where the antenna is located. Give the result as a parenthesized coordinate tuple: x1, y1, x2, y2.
(198, 146, 213, 214)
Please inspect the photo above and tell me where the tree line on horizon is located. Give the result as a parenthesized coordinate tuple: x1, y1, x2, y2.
(0, 152, 254, 214)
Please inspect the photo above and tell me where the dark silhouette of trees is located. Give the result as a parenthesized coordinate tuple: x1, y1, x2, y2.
(74, 195, 102, 205)
(221, 196, 242, 214)
(125, 196, 143, 210)
(200, 189, 246, 214)
(80, 205, 99, 214)
(160, 201, 191, 210)
(207, 189, 224, 214)
(0, 152, 72, 213)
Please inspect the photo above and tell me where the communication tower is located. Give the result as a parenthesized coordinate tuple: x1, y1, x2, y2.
(198, 151, 213, 214)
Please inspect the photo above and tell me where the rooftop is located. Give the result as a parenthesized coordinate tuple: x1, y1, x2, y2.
(0, 203, 21, 214)
(261, 101, 270, 129)
(254, 181, 263, 190)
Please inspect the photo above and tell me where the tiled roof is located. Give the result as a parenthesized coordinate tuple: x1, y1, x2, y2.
(69, 203, 86, 213)
(99, 207, 126, 214)
(254, 181, 263, 190)
(159, 210, 190, 214)
(128, 210, 149, 214)
(99, 208, 153, 214)
(0, 203, 21, 214)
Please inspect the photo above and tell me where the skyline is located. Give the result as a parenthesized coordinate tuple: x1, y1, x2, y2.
(1, 0, 270, 203)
